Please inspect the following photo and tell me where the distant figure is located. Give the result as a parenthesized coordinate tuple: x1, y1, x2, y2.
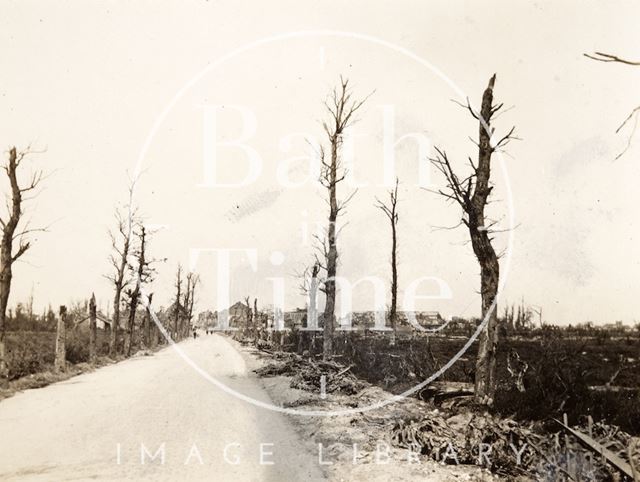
(193, 330, 197, 339)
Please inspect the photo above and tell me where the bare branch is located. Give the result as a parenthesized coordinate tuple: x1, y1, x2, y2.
(584, 51, 640, 66)
(586, 51, 640, 159)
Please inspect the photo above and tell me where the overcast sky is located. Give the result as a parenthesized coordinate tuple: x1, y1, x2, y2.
(1, 0, 639, 325)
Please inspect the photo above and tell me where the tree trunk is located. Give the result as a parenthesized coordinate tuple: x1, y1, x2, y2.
(470, 74, 500, 405)
(376, 179, 399, 345)
(89, 293, 97, 363)
(318, 79, 368, 360)
(389, 209, 398, 345)
(124, 294, 137, 357)
(55, 306, 67, 373)
(143, 303, 151, 349)
(432, 75, 506, 406)
(323, 140, 338, 360)
(0, 265, 12, 387)
(0, 336, 7, 387)
(124, 305, 133, 356)
(110, 292, 121, 356)
(471, 232, 500, 404)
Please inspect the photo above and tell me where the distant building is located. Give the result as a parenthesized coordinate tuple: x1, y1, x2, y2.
(214, 301, 250, 329)
(203, 302, 461, 334)
(96, 313, 111, 331)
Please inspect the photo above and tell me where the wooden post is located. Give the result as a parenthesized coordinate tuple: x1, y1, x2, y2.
(54, 305, 67, 373)
(143, 308, 150, 348)
(143, 293, 153, 348)
(89, 294, 97, 363)
(562, 413, 574, 478)
(588, 415, 595, 474)
(150, 323, 157, 348)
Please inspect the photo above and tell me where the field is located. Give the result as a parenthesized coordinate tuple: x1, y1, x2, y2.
(276, 329, 640, 435)
(5, 329, 111, 380)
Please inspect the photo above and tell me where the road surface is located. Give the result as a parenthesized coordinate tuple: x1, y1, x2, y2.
(0, 335, 326, 481)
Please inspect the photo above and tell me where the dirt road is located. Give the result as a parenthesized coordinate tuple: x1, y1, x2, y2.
(0, 335, 326, 481)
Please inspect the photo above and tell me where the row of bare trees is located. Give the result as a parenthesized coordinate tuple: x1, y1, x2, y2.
(308, 75, 514, 405)
(104, 182, 204, 356)
(0, 144, 197, 385)
(171, 264, 199, 340)
(105, 184, 166, 358)
(0, 74, 511, 407)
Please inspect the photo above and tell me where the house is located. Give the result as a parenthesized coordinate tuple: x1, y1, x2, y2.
(216, 301, 250, 329)
(96, 312, 111, 330)
(74, 311, 111, 331)
(283, 309, 306, 330)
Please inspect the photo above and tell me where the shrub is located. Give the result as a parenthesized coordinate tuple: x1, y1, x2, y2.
(6, 332, 55, 379)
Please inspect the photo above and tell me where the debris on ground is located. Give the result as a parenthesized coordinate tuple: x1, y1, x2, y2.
(254, 351, 366, 395)
(250, 346, 640, 481)
(390, 409, 640, 481)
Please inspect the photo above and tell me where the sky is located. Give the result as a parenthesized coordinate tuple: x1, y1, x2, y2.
(0, 0, 639, 325)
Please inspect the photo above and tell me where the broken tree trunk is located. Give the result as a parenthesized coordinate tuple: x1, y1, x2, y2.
(471, 75, 501, 405)
(89, 293, 97, 363)
(430, 75, 512, 406)
(376, 177, 399, 345)
(55, 305, 67, 373)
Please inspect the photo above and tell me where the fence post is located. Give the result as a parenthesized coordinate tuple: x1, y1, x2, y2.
(89, 294, 97, 363)
(563, 413, 569, 462)
(54, 305, 67, 373)
(147, 294, 156, 348)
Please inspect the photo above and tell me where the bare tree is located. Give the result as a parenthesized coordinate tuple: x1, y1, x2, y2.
(585, 51, 640, 160)
(182, 271, 199, 337)
(375, 177, 399, 344)
(106, 197, 136, 357)
(317, 77, 370, 360)
(123, 225, 157, 356)
(0, 147, 45, 387)
(430, 74, 516, 405)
